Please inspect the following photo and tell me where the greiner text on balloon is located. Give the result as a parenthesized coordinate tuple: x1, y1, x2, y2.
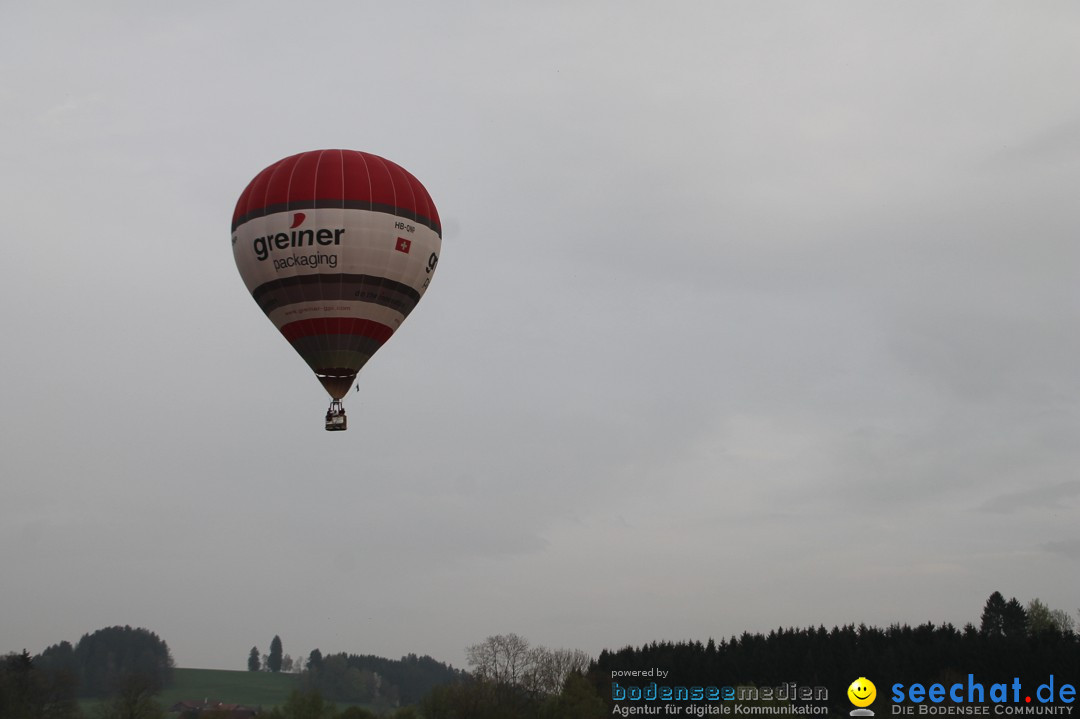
(252, 227, 346, 261)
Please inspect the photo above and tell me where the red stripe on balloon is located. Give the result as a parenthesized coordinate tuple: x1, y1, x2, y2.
(280, 317, 394, 344)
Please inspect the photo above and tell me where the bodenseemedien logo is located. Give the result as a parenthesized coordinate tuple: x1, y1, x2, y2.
(609, 676, 831, 715)
(849, 677, 877, 716)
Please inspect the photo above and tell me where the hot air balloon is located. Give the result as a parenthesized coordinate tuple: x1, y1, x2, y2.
(232, 149, 441, 431)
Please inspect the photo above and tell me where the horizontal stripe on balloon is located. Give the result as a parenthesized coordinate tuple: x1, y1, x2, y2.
(291, 338, 379, 373)
(252, 274, 421, 316)
(317, 367, 360, 376)
(280, 317, 395, 344)
(231, 198, 441, 235)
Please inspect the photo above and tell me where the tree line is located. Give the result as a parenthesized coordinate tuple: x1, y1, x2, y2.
(592, 593, 1079, 713)
(4, 594, 1075, 718)
(241, 632, 604, 718)
(0, 625, 173, 719)
(36, 625, 174, 698)
(243, 635, 470, 708)
(299, 647, 468, 707)
(419, 632, 605, 719)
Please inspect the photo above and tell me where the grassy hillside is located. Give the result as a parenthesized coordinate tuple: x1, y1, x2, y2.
(79, 667, 383, 715)
(161, 668, 302, 708)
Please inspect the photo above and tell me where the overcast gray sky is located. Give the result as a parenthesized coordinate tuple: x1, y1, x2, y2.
(2, 1, 1078, 672)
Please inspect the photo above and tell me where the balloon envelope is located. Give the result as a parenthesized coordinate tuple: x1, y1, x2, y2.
(232, 149, 441, 399)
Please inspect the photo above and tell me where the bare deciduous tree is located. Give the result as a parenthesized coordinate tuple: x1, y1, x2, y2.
(465, 633, 534, 686)
(467, 634, 592, 696)
(526, 647, 592, 695)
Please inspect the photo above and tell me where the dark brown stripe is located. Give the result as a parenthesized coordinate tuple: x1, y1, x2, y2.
(252, 274, 421, 316)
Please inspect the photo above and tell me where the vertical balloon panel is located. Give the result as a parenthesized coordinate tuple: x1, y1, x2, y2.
(232, 150, 441, 401)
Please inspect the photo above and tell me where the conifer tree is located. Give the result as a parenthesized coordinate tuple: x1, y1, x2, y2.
(248, 646, 260, 672)
(268, 635, 283, 673)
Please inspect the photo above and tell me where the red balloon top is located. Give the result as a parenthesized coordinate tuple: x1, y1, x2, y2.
(232, 149, 441, 235)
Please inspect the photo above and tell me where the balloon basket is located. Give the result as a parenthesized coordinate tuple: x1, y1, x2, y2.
(325, 400, 347, 431)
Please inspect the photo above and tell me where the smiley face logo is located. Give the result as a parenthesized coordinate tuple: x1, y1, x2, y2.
(848, 677, 876, 708)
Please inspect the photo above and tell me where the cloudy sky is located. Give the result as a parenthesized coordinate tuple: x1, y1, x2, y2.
(2, 1, 1078, 672)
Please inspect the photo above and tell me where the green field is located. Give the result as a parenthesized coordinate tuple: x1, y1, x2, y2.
(162, 668, 303, 709)
(81, 667, 378, 714)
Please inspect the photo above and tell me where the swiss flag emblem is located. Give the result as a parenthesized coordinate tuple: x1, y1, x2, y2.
(395, 237, 412, 254)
